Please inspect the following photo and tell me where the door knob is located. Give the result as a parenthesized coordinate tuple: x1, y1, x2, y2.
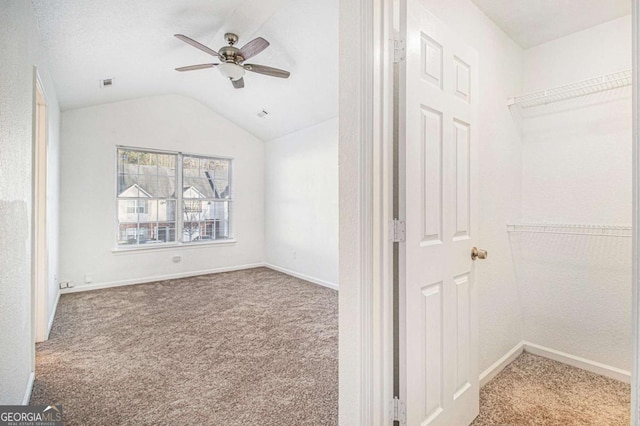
(471, 247, 488, 261)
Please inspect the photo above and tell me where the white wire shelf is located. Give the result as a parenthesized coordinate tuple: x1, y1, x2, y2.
(507, 223, 631, 238)
(507, 69, 632, 109)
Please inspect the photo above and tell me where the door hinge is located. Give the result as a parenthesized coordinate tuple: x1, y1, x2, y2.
(393, 37, 405, 63)
(391, 219, 406, 242)
(391, 397, 406, 424)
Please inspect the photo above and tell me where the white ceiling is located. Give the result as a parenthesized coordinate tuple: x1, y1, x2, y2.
(470, 0, 631, 48)
(31, 0, 338, 141)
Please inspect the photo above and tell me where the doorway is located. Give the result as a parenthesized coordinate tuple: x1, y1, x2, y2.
(394, 1, 634, 425)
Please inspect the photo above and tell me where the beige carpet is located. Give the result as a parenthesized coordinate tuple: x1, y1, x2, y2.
(472, 352, 630, 425)
(30, 267, 338, 426)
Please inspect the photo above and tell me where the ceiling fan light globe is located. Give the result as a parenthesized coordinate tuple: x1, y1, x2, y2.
(218, 63, 245, 81)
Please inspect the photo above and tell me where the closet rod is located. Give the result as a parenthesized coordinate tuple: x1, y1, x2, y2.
(507, 69, 631, 109)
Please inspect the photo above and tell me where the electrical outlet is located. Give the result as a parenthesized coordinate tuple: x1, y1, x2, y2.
(292, 251, 297, 260)
(58, 281, 70, 289)
(172, 255, 181, 263)
(84, 274, 93, 284)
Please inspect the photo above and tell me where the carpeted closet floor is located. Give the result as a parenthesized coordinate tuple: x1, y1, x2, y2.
(30, 267, 338, 426)
(472, 352, 631, 425)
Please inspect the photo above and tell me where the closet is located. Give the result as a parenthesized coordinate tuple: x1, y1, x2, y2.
(507, 17, 632, 379)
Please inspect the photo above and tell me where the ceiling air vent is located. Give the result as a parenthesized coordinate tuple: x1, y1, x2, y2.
(257, 109, 270, 119)
(100, 78, 114, 88)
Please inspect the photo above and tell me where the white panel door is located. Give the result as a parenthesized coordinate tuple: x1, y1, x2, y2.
(400, 4, 479, 426)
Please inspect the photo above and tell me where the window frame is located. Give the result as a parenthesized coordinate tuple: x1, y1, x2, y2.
(114, 146, 234, 251)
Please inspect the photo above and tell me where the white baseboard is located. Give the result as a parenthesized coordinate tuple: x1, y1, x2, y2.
(264, 263, 339, 291)
(479, 341, 525, 387)
(60, 263, 266, 294)
(479, 341, 631, 386)
(45, 290, 60, 340)
(523, 341, 631, 384)
(22, 372, 34, 405)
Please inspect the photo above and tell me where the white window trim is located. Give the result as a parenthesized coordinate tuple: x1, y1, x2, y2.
(111, 238, 237, 254)
(114, 146, 234, 251)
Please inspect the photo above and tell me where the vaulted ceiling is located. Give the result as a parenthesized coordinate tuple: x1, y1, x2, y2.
(31, 0, 338, 141)
(470, 0, 631, 48)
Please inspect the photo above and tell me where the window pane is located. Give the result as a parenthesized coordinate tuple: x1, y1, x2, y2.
(155, 225, 176, 243)
(158, 199, 176, 222)
(118, 224, 140, 245)
(183, 156, 199, 177)
(182, 200, 230, 242)
(182, 156, 230, 199)
(117, 149, 177, 198)
(117, 149, 142, 195)
(156, 154, 176, 197)
(118, 199, 144, 224)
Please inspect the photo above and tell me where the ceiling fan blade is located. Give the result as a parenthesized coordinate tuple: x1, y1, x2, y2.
(243, 64, 290, 78)
(239, 37, 270, 60)
(174, 34, 219, 57)
(175, 63, 218, 72)
(231, 78, 245, 89)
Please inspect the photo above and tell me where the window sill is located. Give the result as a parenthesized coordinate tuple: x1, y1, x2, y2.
(112, 239, 236, 254)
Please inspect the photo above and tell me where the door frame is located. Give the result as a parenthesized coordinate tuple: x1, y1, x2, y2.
(632, 1, 640, 423)
(32, 68, 49, 346)
(338, 0, 394, 424)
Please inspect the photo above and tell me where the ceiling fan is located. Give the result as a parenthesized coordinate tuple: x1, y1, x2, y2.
(174, 32, 290, 89)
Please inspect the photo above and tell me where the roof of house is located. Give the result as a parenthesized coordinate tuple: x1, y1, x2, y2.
(118, 163, 229, 199)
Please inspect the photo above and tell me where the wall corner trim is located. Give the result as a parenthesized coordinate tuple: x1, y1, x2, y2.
(22, 372, 35, 405)
(479, 341, 525, 387)
(480, 341, 632, 387)
(44, 290, 61, 340)
(263, 263, 339, 290)
(523, 341, 631, 384)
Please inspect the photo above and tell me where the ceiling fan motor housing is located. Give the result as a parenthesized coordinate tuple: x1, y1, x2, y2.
(219, 46, 244, 64)
(217, 44, 246, 81)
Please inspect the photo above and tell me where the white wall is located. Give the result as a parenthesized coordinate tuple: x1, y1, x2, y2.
(521, 16, 632, 224)
(59, 95, 264, 289)
(0, 1, 61, 404)
(264, 118, 338, 287)
(421, 0, 525, 373)
(515, 16, 632, 371)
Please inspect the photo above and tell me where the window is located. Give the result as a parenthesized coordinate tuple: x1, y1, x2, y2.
(116, 147, 232, 247)
(126, 200, 147, 214)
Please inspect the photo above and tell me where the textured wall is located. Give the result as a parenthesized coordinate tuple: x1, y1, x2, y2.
(264, 118, 338, 286)
(511, 231, 632, 370)
(421, 0, 525, 374)
(518, 16, 632, 370)
(59, 95, 265, 289)
(522, 16, 632, 225)
(0, 1, 61, 404)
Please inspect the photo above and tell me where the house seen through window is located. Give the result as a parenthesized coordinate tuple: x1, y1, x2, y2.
(116, 147, 232, 247)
